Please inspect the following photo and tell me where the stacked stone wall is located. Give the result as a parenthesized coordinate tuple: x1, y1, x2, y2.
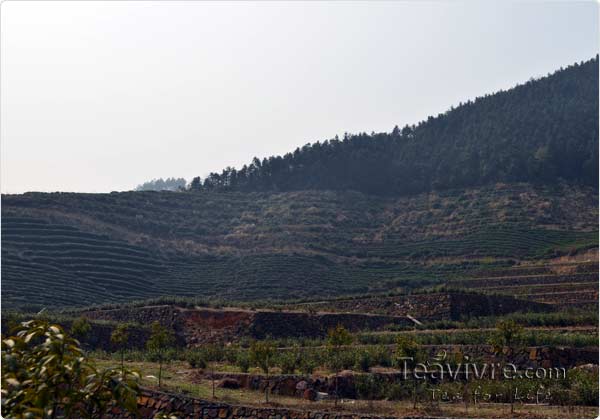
(107, 388, 376, 418)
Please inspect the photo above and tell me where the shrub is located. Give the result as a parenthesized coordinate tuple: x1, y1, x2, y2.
(371, 345, 392, 367)
(186, 350, 207, 369)
(201, 343, 226, 362)
(236, 353, 250, 373)
(355, 374, 386, 400)
(568, 368, 599, 406)
(489, 319, 524, 351)
(277, 350, 299, 374)
(298, 354, 317, 375)
(355, 350, 372, 372)
(70, 316, 92, 342)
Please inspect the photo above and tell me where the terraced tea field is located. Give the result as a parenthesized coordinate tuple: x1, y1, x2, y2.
(450, 256, 599, 309)
(2, 183, 597, 309)
(1, 217, 168, 306)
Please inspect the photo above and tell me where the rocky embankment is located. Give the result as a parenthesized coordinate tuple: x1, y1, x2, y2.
(107, 388, 377, 418)
(81, 305, 412, 346)
(295, 292, 552, 320)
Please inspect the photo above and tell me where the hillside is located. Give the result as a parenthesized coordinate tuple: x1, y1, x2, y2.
(3, 58, 598, 309)
(2, 182, 597, 309)
(191, 57, 598, 195)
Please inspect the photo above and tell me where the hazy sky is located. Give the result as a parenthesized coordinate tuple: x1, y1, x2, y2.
(1, 1, 598, 193)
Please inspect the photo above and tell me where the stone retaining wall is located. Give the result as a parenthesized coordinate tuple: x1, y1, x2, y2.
(296, 292, 552, 320)
(82, 305, 411, 345)
(249, 311, 411, 339)
(108, 388, 375, 418)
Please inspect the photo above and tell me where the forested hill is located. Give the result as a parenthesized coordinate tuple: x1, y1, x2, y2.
(2, 57, 599, 309)
(191, 56, 598, 196)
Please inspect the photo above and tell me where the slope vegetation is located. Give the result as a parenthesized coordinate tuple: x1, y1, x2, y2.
(2, 183, 597, 308)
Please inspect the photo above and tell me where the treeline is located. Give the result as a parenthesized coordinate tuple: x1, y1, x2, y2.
(135, 177, 186, 191)
(190, 56, 598, 196)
